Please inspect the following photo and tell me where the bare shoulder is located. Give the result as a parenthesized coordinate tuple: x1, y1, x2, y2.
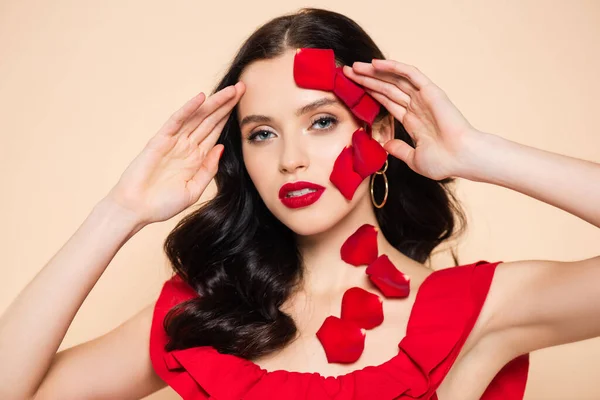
(33, 303, 166, 400)
(467, 260, 531, 359)
(474, 256, 600, 360)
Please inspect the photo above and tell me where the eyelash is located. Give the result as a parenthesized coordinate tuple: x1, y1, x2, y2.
(246, 115, 339, 143)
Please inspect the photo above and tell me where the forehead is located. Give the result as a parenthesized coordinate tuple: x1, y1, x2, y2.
(237, 48, 338, 121)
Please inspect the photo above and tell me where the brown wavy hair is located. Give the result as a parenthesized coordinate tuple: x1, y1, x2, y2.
(161, 7, 467, 360)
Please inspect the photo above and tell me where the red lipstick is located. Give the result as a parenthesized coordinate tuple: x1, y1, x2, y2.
(279, 181, 326, 209)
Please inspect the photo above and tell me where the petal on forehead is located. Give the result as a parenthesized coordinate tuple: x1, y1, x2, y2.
(293, 47, 381, 126)
(333, 67, 364, 107)
(293, 48, 336, 91)
(350, 94, 380, 126)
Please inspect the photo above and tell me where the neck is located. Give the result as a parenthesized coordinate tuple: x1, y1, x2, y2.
(295, 196, 404, 295)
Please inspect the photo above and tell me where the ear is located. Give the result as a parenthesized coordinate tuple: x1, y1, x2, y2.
(371, 114, 394, 146)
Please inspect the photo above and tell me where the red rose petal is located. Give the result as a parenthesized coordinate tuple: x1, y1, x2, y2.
(366, 255, 411, 298)
(340, 224, 378, 266)
(316, 316, 366, 363)
(293, 49, 380, 125)
(352, 128, 387, 178)
(341, 287, 384, 329)
(293, 48, 336, 91)
(333, 68, 364, 108)
(329, 145, 364, 201)
(351, 94, 380, 126)
(368, 276, 410, 298)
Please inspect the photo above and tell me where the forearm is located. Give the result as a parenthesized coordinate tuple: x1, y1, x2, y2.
(459, 130, 600, 229)
(0, 198, 145, 399)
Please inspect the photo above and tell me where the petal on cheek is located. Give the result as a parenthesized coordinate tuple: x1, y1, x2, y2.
(352, 128, 388, 178)
(329, 146, 364, 201)
(340, 224, 378, 266)
(316, 316, 366, 363)
(341, 287, 384, 330)
(365, 255, 411, 298)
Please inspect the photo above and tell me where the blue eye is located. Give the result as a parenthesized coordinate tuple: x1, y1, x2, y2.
(248, 130, 275, 142)
(311, 116, 338, 130)
(247, 116, 339, 144)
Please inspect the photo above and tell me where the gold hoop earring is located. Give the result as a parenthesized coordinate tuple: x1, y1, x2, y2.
(370, 159, 388, 209)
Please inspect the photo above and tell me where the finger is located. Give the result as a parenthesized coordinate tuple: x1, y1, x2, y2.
(367, 88, 418, 145)
(384, 139, 415, 170)
(186, 144, 224, 202)
(196, 108, 230, 150)
(364, 87, 407, 123)
(189, 81, 245, 145)
(180, 84, 238, 138)
(157, 91, 206, 137)
(371, 59, 431, 90)
(347, 62, 418, 96)
(343, 65, 411, 108)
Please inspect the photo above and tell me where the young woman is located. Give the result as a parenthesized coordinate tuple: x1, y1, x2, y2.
(1, 7, 599, 400)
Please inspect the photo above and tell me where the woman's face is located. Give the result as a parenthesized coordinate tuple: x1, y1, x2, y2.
(236, 48, 376, 236)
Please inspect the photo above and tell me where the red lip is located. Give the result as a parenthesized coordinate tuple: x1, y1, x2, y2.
(279, 181, 326, 209)
(279, 181, 325, 199)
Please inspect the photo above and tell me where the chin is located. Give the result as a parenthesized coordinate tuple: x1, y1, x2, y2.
(269, 195, 360, 237)
(284, 214, 340, 237)
(281, 216, 338, 236)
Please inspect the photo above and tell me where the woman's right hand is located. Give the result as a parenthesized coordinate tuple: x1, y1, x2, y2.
(104, 81, 245, 227)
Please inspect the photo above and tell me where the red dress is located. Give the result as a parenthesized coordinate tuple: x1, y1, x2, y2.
(149, 260, 530, 399)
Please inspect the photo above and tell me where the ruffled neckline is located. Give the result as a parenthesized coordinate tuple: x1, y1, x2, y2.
(152, 261, 502, 399)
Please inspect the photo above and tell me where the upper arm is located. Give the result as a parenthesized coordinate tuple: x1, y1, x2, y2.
(484, 256, 600, 358)
(33, 303, 166, 400)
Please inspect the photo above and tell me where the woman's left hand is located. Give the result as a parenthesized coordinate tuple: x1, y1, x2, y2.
(343, 59, 480, 181)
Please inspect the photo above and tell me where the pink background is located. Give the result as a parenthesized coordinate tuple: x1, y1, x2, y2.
(1, 1, 599, 398)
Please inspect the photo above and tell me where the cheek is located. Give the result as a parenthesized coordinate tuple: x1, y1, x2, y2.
(310, 127, 356, 172)
(242, 148, 276, 196)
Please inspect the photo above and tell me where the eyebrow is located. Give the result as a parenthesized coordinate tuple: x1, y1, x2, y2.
(239, 97, 342, 129)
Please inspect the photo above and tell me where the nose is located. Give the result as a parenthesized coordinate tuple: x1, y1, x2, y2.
(279, 136, 309, 174)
